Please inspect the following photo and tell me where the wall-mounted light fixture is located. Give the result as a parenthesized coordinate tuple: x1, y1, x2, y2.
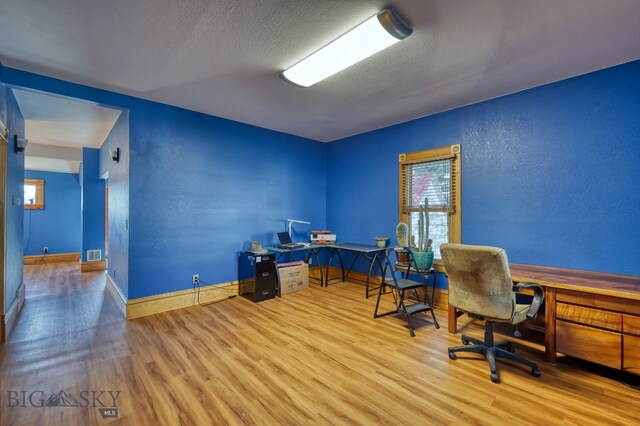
(14, 135, 28, 153)
(110, 147, 120, 163)
(280, 8, 412, 87)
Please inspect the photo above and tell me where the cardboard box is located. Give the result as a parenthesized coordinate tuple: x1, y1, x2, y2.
(278, 262, 309, 295)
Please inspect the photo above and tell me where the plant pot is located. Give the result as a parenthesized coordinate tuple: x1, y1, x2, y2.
(413, 251, 434, 270)
(376, 239, 388, 248)
(396, 250, 410, 265)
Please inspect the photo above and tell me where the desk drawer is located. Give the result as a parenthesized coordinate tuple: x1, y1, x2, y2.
(623, 334, 640, 375)
(623, 315, 640, 336)
(556, 303, 621, 332)
(556, 290, 640, 316)
(556, 320, 621, 369)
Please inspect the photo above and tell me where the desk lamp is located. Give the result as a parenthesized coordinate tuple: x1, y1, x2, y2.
(287, 219, 311, 240)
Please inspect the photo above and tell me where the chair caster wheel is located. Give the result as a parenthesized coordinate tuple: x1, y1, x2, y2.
(531, 366, 541, 377)
(461, 338, 470, 345)
(490, 373, 500, 383)
(505, 343, 515, 353)
(448, 351, 457, 360)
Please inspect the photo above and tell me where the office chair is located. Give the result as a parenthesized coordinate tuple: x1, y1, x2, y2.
(440, 243, 544, 383)
(374, 247, 439, 337)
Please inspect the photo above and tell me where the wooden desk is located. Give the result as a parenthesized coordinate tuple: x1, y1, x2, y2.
(447, 264, 640, 373)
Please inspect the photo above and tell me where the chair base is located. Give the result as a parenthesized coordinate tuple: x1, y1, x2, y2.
(447, 322, 541, 383)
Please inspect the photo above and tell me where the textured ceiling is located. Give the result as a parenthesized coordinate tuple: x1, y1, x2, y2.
(1, 0, 639, 142)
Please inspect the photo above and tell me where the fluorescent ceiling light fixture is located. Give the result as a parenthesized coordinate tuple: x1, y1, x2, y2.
(281, 9, 412, 87)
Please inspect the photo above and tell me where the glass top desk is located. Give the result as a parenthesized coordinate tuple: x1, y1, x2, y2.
(265, 243, 387, 298)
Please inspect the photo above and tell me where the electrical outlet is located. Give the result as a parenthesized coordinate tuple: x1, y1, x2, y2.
(193, 274, 199, 285)
(43, 247, 48, 254)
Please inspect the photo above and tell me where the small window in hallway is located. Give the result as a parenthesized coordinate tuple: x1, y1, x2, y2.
(24, 178, 44, 209)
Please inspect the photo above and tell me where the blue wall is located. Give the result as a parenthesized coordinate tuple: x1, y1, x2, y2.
(81, 148, 105, 262)
(328, 60, 640, 277)
(0, 83, 25, 312)
(1, 67, 327, 300)
(23, 170, 80, 256)
(128, 103, 326, 298)
(99, 112, 129, 298)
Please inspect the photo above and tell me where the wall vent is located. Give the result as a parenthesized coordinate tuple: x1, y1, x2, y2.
(87, 250, 102, 262)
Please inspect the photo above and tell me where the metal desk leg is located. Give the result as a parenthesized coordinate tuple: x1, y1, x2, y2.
(430, 271, 437, 306)
(366, 251, 386, 299)
(325, 248, 345, 287)
(366, 253, 376, 298)
(324, 249, 334, 287)
(306, 249, 323, 287)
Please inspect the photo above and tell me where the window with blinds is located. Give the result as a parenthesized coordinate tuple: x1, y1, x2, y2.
(399, 145, 461, 261)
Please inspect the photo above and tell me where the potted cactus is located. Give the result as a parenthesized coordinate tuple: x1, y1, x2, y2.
(411, 197, 434, 270)
(395, 222, 410, 264)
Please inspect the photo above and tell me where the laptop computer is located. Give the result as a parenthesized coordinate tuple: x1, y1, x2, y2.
(277, 232, 304, 249)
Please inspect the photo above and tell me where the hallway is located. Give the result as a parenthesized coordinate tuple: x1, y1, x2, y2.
(0, 262, 126, 424)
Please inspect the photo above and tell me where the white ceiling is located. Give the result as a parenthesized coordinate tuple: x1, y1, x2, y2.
(25, 157, 81, 174)
(12, 88, 122, 149)
(24, 142, 83, 173)
(10, 88, 121, 173)
(1, 0, 639, 142)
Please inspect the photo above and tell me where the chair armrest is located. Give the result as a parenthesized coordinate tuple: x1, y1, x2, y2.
(513, 282, 544, 319)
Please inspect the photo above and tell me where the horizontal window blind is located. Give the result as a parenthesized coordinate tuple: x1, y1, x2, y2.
(400, 155, 457, 260)
(401, 157, 456, 214)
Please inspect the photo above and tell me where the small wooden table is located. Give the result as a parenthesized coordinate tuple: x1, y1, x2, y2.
(448, 264, 640, 372)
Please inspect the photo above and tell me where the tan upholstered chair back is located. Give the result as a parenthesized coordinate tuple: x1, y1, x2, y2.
(440, 243, 515, 320)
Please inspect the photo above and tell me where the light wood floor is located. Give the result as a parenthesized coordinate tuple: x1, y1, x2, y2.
(1, 262, 639, 425)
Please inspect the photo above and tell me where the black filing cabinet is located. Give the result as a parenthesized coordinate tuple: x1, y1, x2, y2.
(239, 252, 278, 302)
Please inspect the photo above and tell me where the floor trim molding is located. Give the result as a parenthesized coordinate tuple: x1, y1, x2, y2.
(105, 273, 127, 318)
(81, 260, 107, 272)
(24, 252, 81, 265)
(2, 281, 25, 341)
(127, 281, 239, 320)
(110, 265, 448, 321)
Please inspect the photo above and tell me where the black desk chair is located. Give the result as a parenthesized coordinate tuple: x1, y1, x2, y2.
(441, 243, 544, 383)
(374, 247, 439, 337)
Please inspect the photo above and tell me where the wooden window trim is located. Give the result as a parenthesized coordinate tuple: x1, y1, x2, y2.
(398, 144, 461, 272)
(24, 178, 44, 210)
